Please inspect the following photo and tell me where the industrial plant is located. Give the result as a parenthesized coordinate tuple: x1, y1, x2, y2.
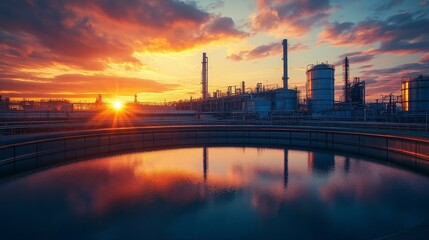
(176, 39, 428, 122)
(1, 38, 428, 123)
(177, 39, 298, 119)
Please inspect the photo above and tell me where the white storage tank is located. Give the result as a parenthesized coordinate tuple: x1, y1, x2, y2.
(401, 75, 429, 112)
(306, 63, 335, 113)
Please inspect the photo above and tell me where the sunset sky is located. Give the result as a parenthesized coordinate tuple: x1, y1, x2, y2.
(1, 0, 428, 103)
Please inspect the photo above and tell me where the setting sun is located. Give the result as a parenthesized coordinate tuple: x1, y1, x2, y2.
(112, 101, 123, 111)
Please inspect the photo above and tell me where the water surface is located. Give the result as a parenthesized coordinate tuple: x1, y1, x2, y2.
(1, 147, 429, 239)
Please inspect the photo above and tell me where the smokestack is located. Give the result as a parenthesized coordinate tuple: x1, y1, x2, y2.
(343, 57, 350, 102)
(282, 39, 288, 89)
(201, 52, 208, 100)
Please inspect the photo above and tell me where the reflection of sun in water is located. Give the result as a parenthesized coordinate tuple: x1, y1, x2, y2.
(112, 101, 123, 111)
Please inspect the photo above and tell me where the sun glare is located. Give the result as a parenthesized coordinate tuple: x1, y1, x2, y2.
(112, 101, 123, 111)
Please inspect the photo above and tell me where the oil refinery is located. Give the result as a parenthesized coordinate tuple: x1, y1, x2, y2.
(1, 41, 429, 240)
(176, 38, 428, 122)
(1, 38, 428, 124)
(177, 39, 298, 119)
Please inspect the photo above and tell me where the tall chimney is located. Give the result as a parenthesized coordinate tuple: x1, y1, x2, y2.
(282, 39, 288, 89)
(343, 57, 350, 102)
(201, 53, 208, 100)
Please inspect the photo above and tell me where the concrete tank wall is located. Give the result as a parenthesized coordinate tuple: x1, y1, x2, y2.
(1, 126, 429, 177)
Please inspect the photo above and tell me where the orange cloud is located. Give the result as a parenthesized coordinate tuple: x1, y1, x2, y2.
(0, 0, 247, 68)
(0, 74, 179, 98)
(252, 0, 334, 36)
(0, 0, 247, 99)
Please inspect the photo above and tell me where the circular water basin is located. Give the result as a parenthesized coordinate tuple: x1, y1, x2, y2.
(1, 147, 429, 239)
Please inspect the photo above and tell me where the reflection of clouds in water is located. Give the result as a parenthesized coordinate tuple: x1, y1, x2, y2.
(66, 158, 243, 216)
(224, 149, 429, 227)
(0, 147, 429, 240)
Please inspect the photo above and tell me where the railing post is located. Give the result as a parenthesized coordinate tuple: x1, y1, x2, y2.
(386, 137, 389, 160)
(63, 138, 66, 162)
(358, 135, 361, 155)
(36, 143, 39, 167)
(13, 145, 16, 173)
(415, 141, 418, 168)
(425, 111, 428, 132)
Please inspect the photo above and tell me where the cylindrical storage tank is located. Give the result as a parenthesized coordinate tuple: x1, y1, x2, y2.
(402, 75, 429, 112)
(246, 97, 271, 118)
(274, 89, 297, 111)
(306, 63, 335, 113)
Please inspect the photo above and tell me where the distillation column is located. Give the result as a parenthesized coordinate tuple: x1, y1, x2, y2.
(343, 57, 350, 102)
(202, 53, 208, 100)
(282, 39, 288, 89)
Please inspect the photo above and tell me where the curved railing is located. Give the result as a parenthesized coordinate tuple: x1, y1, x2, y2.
(1, 125, 429, 177)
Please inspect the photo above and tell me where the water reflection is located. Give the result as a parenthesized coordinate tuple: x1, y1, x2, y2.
(203, 147, 208, 181)
(344, 157, 351, 174)
(0, 147, 429, 240)
(283, 149, 288, 188)
(308, 151, 335, 175)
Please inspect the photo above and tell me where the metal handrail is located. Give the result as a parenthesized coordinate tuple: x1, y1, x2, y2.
(2, 125, 429, 148)
(1, 125, 429, 179)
